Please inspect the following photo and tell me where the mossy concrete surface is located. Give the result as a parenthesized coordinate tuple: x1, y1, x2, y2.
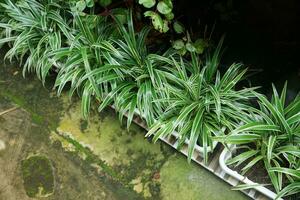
(160, 155, 249, 200)
(21, 155, 55, 197)
(0, 49, 250, 200)
(0, 50, 141, 200)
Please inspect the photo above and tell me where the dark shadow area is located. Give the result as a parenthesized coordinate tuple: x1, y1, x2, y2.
(175, 0, 300, 99)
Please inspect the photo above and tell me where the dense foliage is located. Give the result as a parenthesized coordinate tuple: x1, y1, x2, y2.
(215, 84, 300, 198)
(0, 0, 72, 80)
(0, 0, 299, 199)
(146, 41, 256, 163)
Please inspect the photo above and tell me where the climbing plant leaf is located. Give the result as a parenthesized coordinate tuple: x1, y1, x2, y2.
(76, 0, 86, 11)
(144, 11, 169, 33)
(99, 0, 112, 7)
(165, 12, 174, 20)
(186, 43, 196, 52)
(139, 0, 156, 8)
(173, 21, 184, 34)
(194, 39, 208, 54)
(157, 0, 172, 14)
(172, 39, 184, 50)
(86, 0, 94, 7)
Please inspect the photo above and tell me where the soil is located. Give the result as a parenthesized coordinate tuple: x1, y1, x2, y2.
(228, 147, 294, 196)
(231, 147, 271, 185)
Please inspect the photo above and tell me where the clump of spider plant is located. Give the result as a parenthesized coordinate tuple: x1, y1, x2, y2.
(0, 0, 122, 119)
(49, 13, 123, 118)
(97, 10, 172, 128)
(0, 0, 73, 82)
(214, 83, 300, 198)
(146, 38, 257, 163)
(0, 4, 8, 47)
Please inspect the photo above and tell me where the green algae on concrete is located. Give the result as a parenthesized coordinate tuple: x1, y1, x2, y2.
(55, 101, 170, 198)
(21, 155, 54, 198)
(57, 102, 165, 166)
(0, 57, 63, 129)
(1, 49, 250, 200)
(0, 69, 142, 200)
(55, 100, 250, 200)
(159, 155, 249, 200)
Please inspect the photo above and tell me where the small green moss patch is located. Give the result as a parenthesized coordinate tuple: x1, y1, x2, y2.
(21, 155, 54, 198)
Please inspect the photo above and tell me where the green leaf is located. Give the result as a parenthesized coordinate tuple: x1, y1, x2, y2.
(76, 0, 86, 11)
(172, 39, 184, 50)
(285, 94, 300, 118)
(194, 39, 207, 54)
(98, 83, 131, 112)
(127, 96, 137, 129)
(157, 1, 172, 14)
(188, 106, 204, 162)
(214, 133, 261, 144)
(280, 81, 288, 107)
(233, 122, 281, 134)
(179, 47, 187, 55)
(0, 36, 17, 44)
(275, 182, 300, 199)
(264, 160, 280, 193)
(232, 183, 269, 191)
(138, 0, 156, 8)
(226, 150, 259, 166)
(272, 160, 282, 191)
(267, 135, 276, 163)
(276, 145, 300, 157)
(255, 92, 293, 140)
(81, 83, 92, 119)
(186, 43, 196, 52)
(99, 0, 112, 7)
(173, 21, 184, 34)
(162, 20, 169, 33)
(144, 11, 169, 33)
(269, 167, 300, 179)
(241, 155, 263, 173)
(286, 112, 300, 125)
(146, 121, 163, 137)
(165, 12, 174, 21)
(112, 8, 128, 24)
(86, 0, 95, 7)
(204, 36, 224, 81)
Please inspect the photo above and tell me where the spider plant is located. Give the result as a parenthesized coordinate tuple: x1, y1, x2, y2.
(214, 83, 300, 198)
(0, 0, 73, 82)
(0, 4, 8, 47)
(146, 39, 257, 163)
(49, 14, 123, 118)
(275, 178, 300, 199)
(97, 11, 171, 128)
